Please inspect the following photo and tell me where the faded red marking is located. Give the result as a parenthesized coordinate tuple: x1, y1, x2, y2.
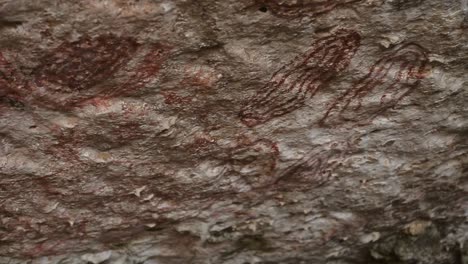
(319, 43, 429, 126)
(27, 239, 65, 258)
(105, 43, 172, 97)
(34, 34, 139, 92)
(0, 52, 23, 107)
(256, 0, 362, 18)
(110, 121, 148, 142)
(45, 134, 84, 163)
(179, 132, 219, 155)
(228, 138, 280, 187)
(0, 37, 173, 166)
(239, 29, 361, 127)
(274, 140, 350, 189)
(0, 52, 14, 90)
(79, 96, 114, 109)
(163, 91, 192, 105)
(2, 38, 171, 112)
(19, 34, 172, 110)
(181, 65, 219, 89)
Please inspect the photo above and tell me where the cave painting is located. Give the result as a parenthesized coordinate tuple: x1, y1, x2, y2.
(319, 43, 429, 126)
(273, 43, 429, 188)
(0, 34, 172, 167)
(34, 35, 139, 92)
(256, 0, 362, 18)
(0, 34, 172, 111)
(239, 29, 361, 127)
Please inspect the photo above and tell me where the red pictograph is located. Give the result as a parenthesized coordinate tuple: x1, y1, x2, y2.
(319, 43, 429, 126)
(103, 43, 172, 98)
(33, 34, 140, 92)
(0, 34, 172, 111)
(256, 0, 362, 18)
(239, 29, 361, 127)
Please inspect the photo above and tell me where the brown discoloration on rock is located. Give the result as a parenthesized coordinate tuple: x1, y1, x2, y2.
(162, 91, 193, 105)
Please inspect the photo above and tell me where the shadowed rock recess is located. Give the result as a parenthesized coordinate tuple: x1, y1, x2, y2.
(0, 0, 467, 263)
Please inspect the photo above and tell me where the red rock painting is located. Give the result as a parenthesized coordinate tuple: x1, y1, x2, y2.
(0, 34, 172, 111)
(105, 43, 172, 98)
(239, 29, 361, 127)
(320, 43, 429, 126)
(33, 34, 139, 92)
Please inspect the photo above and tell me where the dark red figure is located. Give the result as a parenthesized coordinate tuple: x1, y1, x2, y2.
(0, 34, 171, 111)
(34, 35, 139, 92)
(320, 43, 429, 126)
(239, 29, 361, 127)
(256, 0, 362, 18)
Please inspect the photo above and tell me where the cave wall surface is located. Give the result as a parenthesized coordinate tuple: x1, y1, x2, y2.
(0, 0, 467, 263)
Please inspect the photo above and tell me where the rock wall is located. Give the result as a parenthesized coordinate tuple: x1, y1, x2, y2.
(0, 0, 467, 263)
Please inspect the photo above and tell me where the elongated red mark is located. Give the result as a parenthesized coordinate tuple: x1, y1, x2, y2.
(239, 29, 360, 127)
(0, 53, 14, 91)
(256, 0, 362, 18)
(319, 43, 429, 126)
(274, 140, 350, 189)
(104, 43, 172, 98)
(0, 52, 23, 106)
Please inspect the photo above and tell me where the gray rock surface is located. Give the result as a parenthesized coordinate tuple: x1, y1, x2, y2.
(0, 0, 467, 263)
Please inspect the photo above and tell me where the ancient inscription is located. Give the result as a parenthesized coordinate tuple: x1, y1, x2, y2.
(255, 0, 361, 18)
(320, 43, 428, 126)
(239, 29, 361, 127)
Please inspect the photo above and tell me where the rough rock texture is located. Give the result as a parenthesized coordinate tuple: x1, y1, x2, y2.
(0, 0, 467, 263)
